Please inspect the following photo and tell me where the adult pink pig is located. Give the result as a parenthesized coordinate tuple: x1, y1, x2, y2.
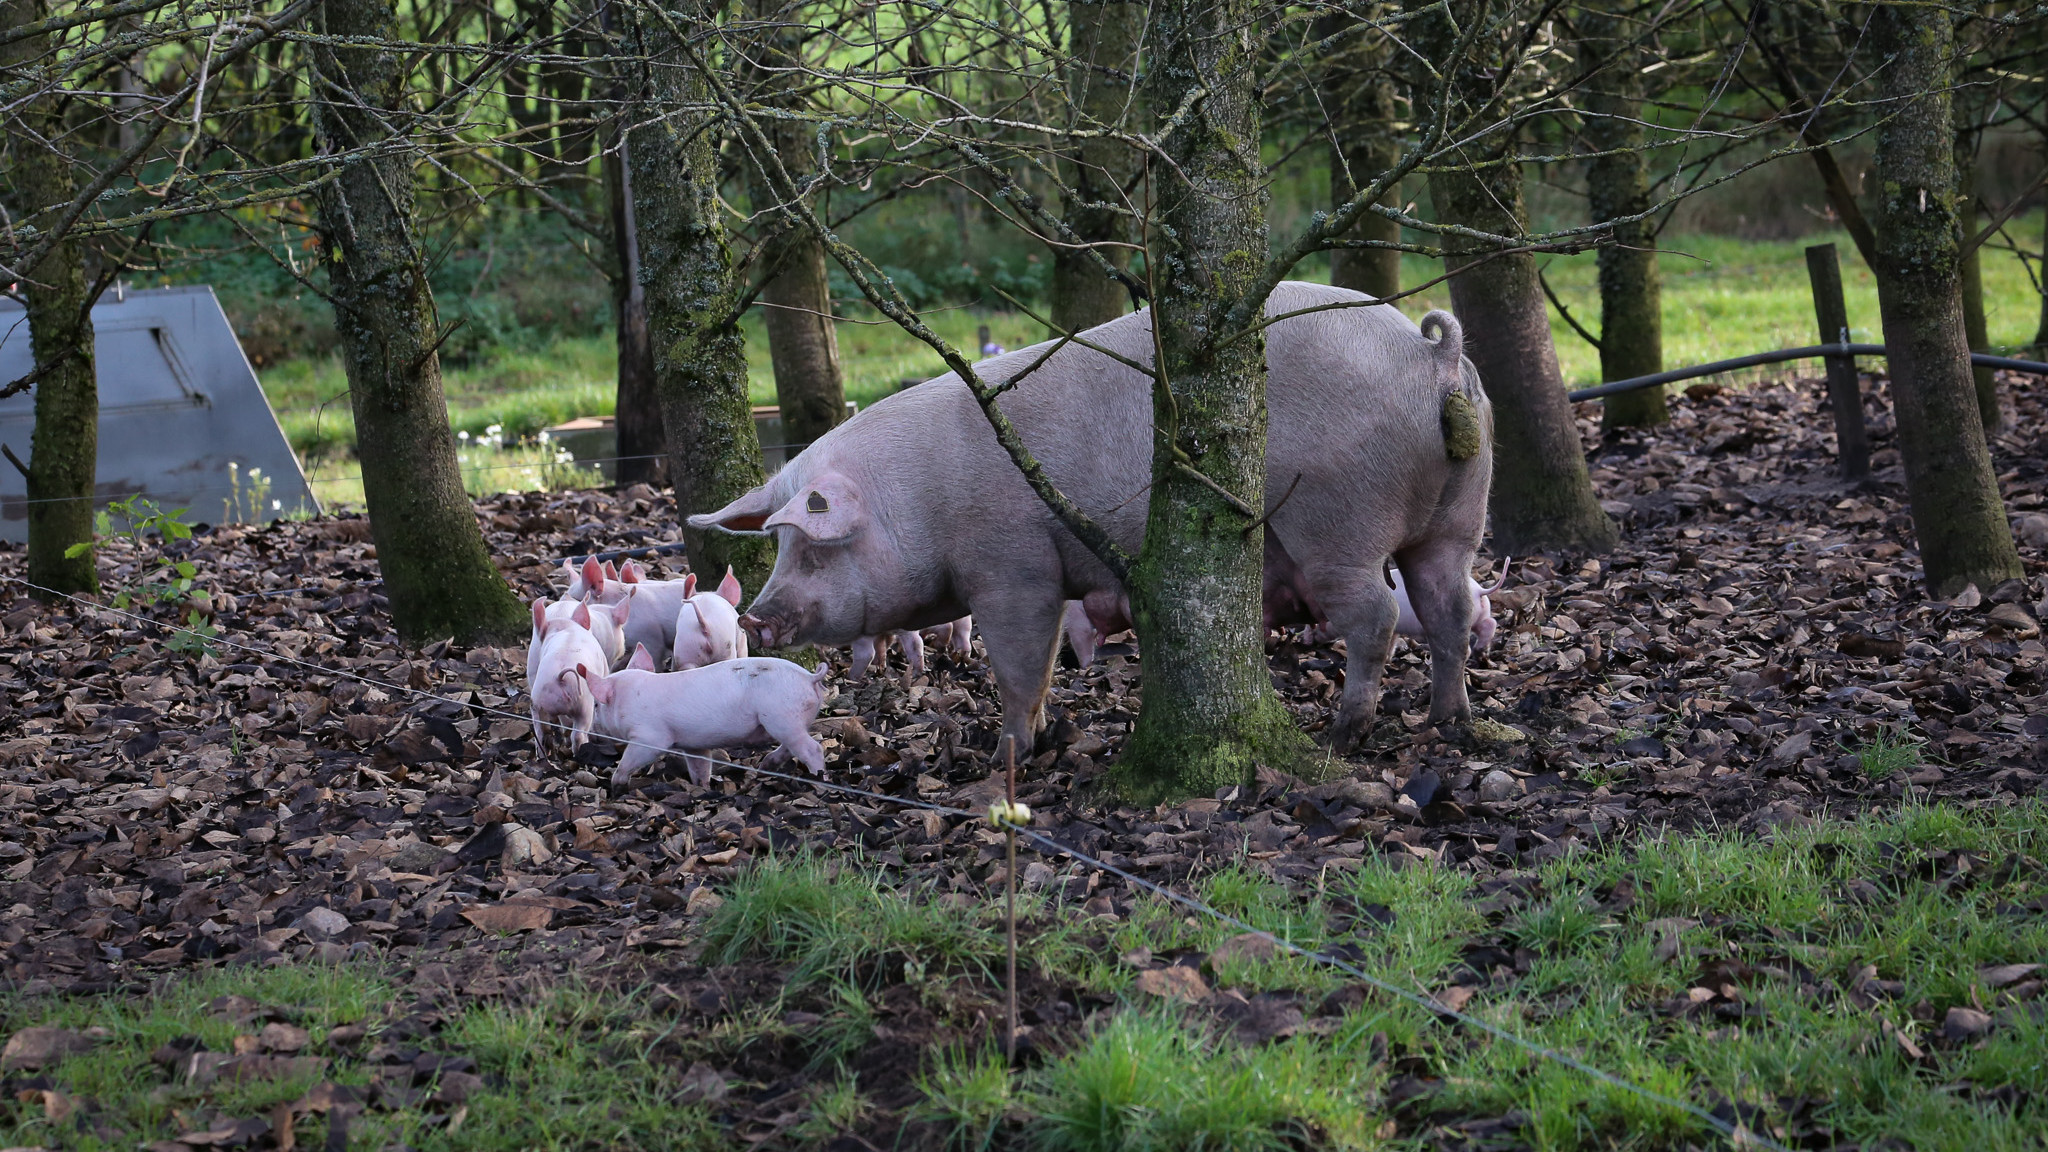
(688, 282, 1492, 758)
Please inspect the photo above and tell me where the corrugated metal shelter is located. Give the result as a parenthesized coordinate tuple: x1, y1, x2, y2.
(0, 285, 317, 541)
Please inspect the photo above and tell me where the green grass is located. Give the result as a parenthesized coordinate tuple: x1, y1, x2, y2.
(1856, 728, 1927, 781)
(11, 804, 2044, 1149)
(0, 966, 720, 1151)
(256, 217, 2048, 507)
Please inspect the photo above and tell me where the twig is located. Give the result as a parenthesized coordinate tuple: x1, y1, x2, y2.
(1538, 266, 1604, 351)
(1241, 473, 1302, 537)
(1172, 460, 1258, 520)
(2, 443, 30, 479)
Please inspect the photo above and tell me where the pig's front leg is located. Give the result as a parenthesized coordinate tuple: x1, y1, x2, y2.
(681, 753, 715, 787)
(973, 594, 1066, 764)
(610, 735, 667, 791)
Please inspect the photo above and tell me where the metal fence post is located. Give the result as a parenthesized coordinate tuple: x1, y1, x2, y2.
(1804, 244, 1870, 481)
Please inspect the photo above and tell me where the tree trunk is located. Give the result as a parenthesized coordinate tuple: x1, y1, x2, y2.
(626, 0, 773, 590)
(1958, 196, 1998, 432)
(309, 0, 527, 643)
(1579, 8, 1665, 429)
(745, 0, 846, 455)
(1110, 0, 1312, 803)
(1423, 4, 1614, 556)
(1323, 5, 1400, 300)
(1866, 6, 2021, 598)
(1051, 0, 1142, 335)
(3, 0, 97, 598)
(604, 126, 664, 487)
(2039, 191, 2048, 352)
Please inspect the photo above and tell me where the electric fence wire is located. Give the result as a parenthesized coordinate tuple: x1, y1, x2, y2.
(1, 447, 817, 507)
(6, 573, 1790, 1152)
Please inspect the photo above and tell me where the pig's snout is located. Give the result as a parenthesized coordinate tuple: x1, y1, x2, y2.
(739, 613, 776, 649)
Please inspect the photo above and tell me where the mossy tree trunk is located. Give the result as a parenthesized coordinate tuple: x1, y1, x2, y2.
(1422, 3, 1615, 556)
(1051, 0, 1142, 335)
(1323, 4, 1400, 300)
(309, 0, 527, 644)
(603, 126, 664, 488)
(1579, 7, 1666, 429)
(626, 0, 773, 591)
(1110, 0, 1313, 804)
(1866, 5, 2022, 597)
(1953, 123, 1999, 433)
(3, 0, 98, 599)
(745, 0, 846, 454)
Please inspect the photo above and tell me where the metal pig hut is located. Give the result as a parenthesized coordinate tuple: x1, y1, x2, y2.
(0, 285, 318, 542)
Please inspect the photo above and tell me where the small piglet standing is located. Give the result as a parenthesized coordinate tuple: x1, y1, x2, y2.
(579, 644, 829, 790)
(670, 567, 748, 671)
(528, 596, 619, 749)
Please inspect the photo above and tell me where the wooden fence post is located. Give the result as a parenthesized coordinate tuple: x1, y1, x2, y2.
(1805, 244, 1870, 481)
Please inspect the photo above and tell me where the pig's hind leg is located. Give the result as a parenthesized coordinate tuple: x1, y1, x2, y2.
(1307, 560, 1401, 754)
(1392, 541, 1477, 729)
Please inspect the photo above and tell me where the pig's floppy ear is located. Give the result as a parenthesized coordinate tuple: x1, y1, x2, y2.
(762, 472, 865, 543)
(575, 662, 613, 705)
(629, 643, 657, 672)
(687, 485, 778, 534)
(716, 566, 743, 607)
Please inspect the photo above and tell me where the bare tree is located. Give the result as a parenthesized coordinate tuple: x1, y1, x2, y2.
(2, 0, 98, 598)
(623, 0, 773, 589)
(309, 0, 529, 642)
(1419, 0, 1616, 554)
(1051, 0, 1143, 333)
(1321, 3, 1401, 299)
(1577, 4, 1666, 428)
(744, 0, 847, 455)
(1865, 3, 2021, 597)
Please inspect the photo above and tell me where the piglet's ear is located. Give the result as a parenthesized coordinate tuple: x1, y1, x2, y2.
(683, 573, 698, 598)
(572, 600, 592, 629)
(762, 471, 866, 543)
(532, 597, 549, 633)
(629, 643, 657, 672)
(621, 561, 643, 583)
(612, 595, 631, 626)
(716, 566, 743, 607)
(581, 556, 605, 595)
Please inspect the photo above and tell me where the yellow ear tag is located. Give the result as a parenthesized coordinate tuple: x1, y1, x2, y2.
(807, 491, 829, 513)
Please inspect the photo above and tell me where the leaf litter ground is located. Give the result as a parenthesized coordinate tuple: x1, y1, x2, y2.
(2, 371, 2045, 1150)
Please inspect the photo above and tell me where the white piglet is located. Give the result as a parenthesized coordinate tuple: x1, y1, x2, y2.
(533, 590, 629, 672)
(528, 597, 614, 750)
(561, 557, 629, 606)
(578, 644, 829, 790)
(670, 567, 748, 671)
(1388, 557, 1511, 653)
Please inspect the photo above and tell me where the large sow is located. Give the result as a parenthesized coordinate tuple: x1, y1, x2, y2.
(690, 281, 1493, 758)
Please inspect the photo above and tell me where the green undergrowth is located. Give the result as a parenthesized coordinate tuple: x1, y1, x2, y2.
(716, 805, 2048, 1150)
(0, 965, 719, 1151)
(10, 803, 2043, 1150)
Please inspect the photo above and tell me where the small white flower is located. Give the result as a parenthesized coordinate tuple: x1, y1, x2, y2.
(458, 430, 470, 441)
(271, 499, 282, 511)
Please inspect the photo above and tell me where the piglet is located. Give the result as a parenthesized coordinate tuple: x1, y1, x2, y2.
(578, 645, 829, 790)
(850, 614, 973, 682)
(1063, 592, 1131, 667)
(608, 562, 698, 669)
(672, 567, 748, 670)
(561, 557, 629, 606)
(528, 597, 615, 750)
(851, 630, 925, 682)
(534, 589, 629, 671)
(1389, 557, 1511, 653)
